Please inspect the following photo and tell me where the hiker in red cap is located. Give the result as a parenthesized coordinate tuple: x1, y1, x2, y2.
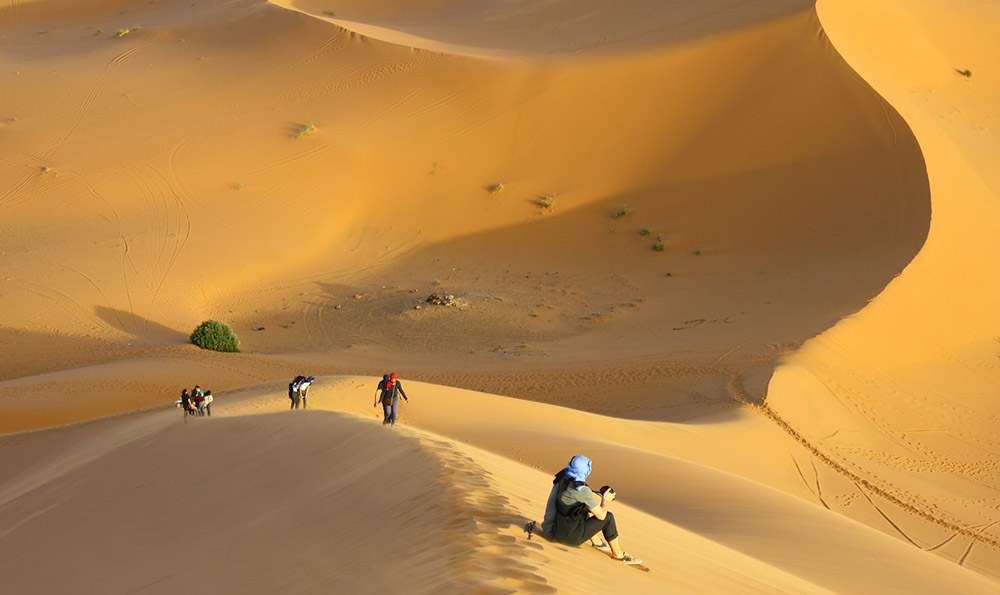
(374, 372, 409, 426)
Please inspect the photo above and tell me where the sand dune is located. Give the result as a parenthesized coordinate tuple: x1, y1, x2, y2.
(2, 0, 999, 591)
(2, 382, 996, 593)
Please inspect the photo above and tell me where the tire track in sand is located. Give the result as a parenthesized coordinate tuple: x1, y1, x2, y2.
(43, 31, 163, 160)
(728, 376, 1000, 553)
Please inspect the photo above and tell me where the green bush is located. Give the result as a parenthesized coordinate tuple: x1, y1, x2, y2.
(190, 320, 240, 352)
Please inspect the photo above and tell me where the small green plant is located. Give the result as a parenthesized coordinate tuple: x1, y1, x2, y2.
(537, 194, 554, 209)
(960, 69, 972, 78)
(639, 228, 650, 236)
(694, 249, 702, 255)
(323, 10, 336, 16)
(113, 25, 141, 38)
(488, 183, 504, 193)
(234, 182, 246, 191)
(190, 320, 240, 352)
(652, 241, 665, 252)
(292, 123, 316, 139)
(613, 205, 630, 219)
(665, 272, 673, 277)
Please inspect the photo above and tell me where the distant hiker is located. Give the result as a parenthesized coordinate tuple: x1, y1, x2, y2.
(203, 390, 214, 416)
(193, 389, 207, 416)
(289, 375, 305, 410)
(374, 372, 408, 426)
(541, 455, 642, 565)
(180, 389, 196, 416)
(374, 374, 390, 423)
(298, 376, 314, 409)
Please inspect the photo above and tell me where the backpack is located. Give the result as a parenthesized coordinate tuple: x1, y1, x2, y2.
(289, 376, 305, 399)
(552, 471, 591, 546)
(381, 382, 397, 405)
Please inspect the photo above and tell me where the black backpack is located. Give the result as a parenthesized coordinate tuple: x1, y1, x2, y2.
(552, 471, 591, 546)
(289, 376, 304, 399)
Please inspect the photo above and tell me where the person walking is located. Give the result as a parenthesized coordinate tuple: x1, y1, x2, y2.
(203, 390, 214, 416)
(289, 376, 303, 410)
(374, 373, 409, 426)
(193, 389, 207, 416)
(180, 389, 196, 416)
(374, 374, 391, 424)
(298, 376, 314, 409)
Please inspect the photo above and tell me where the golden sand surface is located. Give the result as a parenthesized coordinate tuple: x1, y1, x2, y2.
(1, 0, 997, 592)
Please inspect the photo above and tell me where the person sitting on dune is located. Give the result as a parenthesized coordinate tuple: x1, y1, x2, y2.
(541, 455, 642, 565)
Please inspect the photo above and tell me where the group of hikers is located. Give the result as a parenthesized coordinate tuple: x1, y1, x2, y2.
(177, 385, 214, 416)
(175, 376, 638, 565)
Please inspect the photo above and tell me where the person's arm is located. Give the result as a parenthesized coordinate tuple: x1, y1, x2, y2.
(397, 383, 408, 402)
(583, 486, 607, 520)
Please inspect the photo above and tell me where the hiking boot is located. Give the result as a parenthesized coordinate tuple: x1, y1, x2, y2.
(615, 553, 642, 565)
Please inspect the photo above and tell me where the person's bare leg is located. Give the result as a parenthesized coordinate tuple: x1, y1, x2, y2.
(608, 537, 624, 559)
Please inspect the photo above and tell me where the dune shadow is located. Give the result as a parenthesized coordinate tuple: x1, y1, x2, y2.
(94, 306, 189, 345)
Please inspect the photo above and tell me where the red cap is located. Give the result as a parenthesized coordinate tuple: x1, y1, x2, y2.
(389, 373, 398, 380)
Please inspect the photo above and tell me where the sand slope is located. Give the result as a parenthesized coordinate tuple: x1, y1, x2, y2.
(2, 382, 996, 594)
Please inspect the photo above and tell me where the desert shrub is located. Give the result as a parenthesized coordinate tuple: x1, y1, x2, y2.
(613, 205, 630, 219)
(292, 122, 315, 139)
(190, 320, 240, 352)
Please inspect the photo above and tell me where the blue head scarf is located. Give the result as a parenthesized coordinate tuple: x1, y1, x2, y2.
(566, 455, 592, 482)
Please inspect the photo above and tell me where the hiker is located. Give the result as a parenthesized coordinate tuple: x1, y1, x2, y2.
(193, 389, 207, 416)
(373, 374, 391, 423)
(180, 389, 196, 416)
(298, 376, 314, 409)
(203, 390, 214, 416)
(541, 455, 642, 565)
(373, 373, 408, 426)
(289, 375, 305, 410)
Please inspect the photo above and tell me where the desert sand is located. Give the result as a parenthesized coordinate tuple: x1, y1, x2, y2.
(1, 0, 998, 592)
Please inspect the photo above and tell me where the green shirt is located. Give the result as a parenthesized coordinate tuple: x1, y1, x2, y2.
(559, 484, 599, 510)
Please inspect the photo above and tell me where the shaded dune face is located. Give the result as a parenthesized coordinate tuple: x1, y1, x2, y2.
(1, 0, 926, 419)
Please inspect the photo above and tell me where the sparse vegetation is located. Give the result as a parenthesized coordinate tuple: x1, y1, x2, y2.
(113, 25, 141, 38)
(639, 228, 651, 236)
(960, 69, 972, 78)
(537, 194, 554, 209)
(694, 249, 702, 255)
(292, 122, 316, 139)
(665, 272, 673, 277)
(190, 320, 240, 353)
(613, 205, 630, 219)
(323, 10, 336, 16)
(652, 241, 665, 252)
(488, 183, 504, 194)
(234, 182, 246, 191)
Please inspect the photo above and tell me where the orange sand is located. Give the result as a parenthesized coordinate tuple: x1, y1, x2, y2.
(1, 0, 998, 592)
